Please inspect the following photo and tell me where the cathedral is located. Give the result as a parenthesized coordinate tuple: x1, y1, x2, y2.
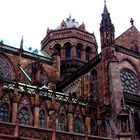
(0, 2, 140, 140)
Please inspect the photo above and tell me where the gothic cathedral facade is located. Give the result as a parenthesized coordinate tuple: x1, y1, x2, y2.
(0, 2, 140, 140)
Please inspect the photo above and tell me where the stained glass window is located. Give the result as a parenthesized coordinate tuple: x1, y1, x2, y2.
(120, 69, 139, 94)
(0, 103, 9, 122)
(74, 117, 83, 133)
(18, 107, 30, 126)
(0, 56, 12, 80)
(39, 110, 46, 128)
(58, 113, 65, 131)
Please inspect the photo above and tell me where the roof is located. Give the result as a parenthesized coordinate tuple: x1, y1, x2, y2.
(115, 25, 140, 50)
(28, 47, 52, 59)
(56, 15, 82, 30)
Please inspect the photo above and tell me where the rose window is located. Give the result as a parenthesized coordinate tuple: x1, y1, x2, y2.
(120, 69, 139, 94)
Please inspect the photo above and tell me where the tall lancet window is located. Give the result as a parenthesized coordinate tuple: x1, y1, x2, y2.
(120, 69, 139, 94)
(0, 103, 9, 122)
(58, 113, 66, 131)
(91, 70, 99, 100)
(39, 110, 46, 128)
(18, 107, 30, 126)
(74, 116, 83, 133)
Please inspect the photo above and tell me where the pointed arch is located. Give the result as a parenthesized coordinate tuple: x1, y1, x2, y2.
(39, 110, 46, 128)
(18, 95, 32, 126)
(0, 52, 16, 80)
(39, 102, 47, 128)
(0, 103, 10, 122)
(73, 106, 83, 133)
(121, 58, 140, 79)
(18, 107, 30, 126)
(57, 105, 66, 131)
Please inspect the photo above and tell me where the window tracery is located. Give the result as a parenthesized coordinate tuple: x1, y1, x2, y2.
(18, 107, 30, 126)
(74, 117, 83, 133)
(120, 69, 139, 94)
(0, 56, 12, 80)
(0, 103, 9, 122)
(58, 113, 65, 131)
(39, 110, 46, 128)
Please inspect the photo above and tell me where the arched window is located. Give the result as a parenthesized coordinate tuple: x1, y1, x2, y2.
(91, 70, 99, 100)
(134, 112, 140, 138)
(120, 69, 139, 94)
(54, 44, 61, 55)
(74, 117, 83, 133)
(18, 107, 30, 126)
(58, 113, 65, 131)
(0, 55, 13, 80)
(0, 103, 9, 122)
(39, 110, 46, 128)
(85, 47, 91, 61)
(64, 42, 71, 58)
(76, 44, 82, 59)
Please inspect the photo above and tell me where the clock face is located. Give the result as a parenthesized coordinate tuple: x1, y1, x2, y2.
(120, 70, 139, 94)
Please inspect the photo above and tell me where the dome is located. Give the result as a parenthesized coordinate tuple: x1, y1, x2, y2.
(56, 15, 80, 30)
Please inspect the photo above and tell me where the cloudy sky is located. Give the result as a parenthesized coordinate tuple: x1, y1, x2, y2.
(0, 0, 139, 51)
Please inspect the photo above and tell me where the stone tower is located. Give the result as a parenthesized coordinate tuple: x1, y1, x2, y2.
(100, 1, 115, 49)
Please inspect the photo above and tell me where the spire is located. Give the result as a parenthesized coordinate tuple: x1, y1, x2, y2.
(103, 0, 109, 15)
(20, 36, 23, 51)
(100, 1, 113, 27)
(100, 1, 115, 49)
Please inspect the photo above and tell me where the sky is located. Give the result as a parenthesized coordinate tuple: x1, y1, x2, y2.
(0, 0, 140, 51)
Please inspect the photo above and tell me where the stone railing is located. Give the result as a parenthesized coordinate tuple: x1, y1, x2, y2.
(0, 122, 112, 140)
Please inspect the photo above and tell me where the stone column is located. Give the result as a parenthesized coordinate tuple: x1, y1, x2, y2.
(85, 117, 90, 135)
(67, 113, 73, 132)
(34, 90, 40, 127)
(61, 47, 65, 59)
(72, 45, 76, 59)
(12, 87, 19, 123)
